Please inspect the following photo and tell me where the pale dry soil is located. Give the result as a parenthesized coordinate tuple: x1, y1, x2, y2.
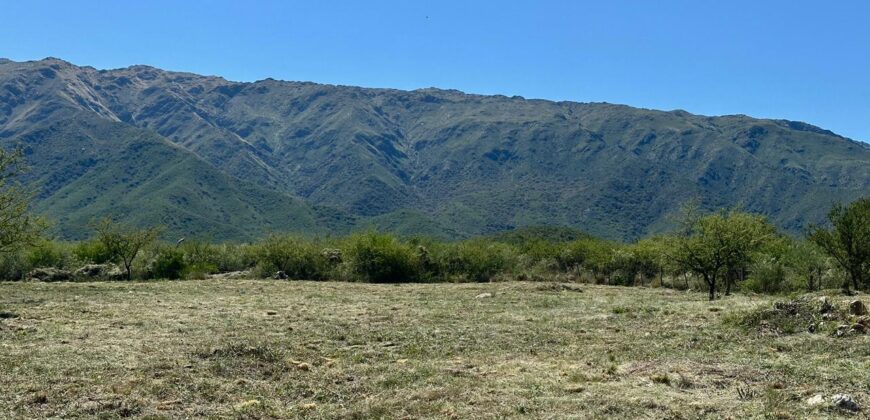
(0, 280, 868, 419)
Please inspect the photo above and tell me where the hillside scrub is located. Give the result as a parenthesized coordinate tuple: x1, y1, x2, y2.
(0, 225, 844, 296)
(2, 202, 867, 297)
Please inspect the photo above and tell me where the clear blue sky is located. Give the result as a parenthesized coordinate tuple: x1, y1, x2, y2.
(1, 0, 868, 142)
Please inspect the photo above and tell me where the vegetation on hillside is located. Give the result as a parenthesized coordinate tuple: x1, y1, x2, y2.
(1, 58, 868, 241)
(5, 198, 868, 300)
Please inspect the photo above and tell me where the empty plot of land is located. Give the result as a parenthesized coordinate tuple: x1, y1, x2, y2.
(0, 280, 867, 418)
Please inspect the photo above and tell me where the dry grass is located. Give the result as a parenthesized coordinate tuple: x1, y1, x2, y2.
(0, 280, 868, 419)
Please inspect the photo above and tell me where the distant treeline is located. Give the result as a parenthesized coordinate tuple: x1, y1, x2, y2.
(7, 197, 869, 300)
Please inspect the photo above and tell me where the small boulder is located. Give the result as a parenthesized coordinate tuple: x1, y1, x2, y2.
(836, 324, 852, 337)
(849, 300, 867, 316)
(850, 323, 866, 334)
(274, 271, 288, 280)
(475, 292, 493, 299)
(27, 267, 72, 282)
(806, 394, 825, 406)
(818, 297, 833, 314)
(832, 394, 860, 412)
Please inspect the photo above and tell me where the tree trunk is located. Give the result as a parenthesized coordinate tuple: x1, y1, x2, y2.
(705, 274, 716, 301)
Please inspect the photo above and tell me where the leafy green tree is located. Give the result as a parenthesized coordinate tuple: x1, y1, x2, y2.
(94, 219, 160, 280)
(558, 238, 616, 281)
(745, 235, 792, 294)
(808, 198, 870, 292)
(669, 209, 776, 300)
(629, 238, 668, 286)
(789, 240, 828, 292)
(0, 148, 45, 253)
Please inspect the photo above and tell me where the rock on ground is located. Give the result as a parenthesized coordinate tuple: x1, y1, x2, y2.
(849, 300, 868, 316)
(806, 394, 825, 406)
(27, 267, 72, 282)
(832, 394, 860, 412)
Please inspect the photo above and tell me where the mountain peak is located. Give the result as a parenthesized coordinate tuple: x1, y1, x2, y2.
(38, 56, 74, 66)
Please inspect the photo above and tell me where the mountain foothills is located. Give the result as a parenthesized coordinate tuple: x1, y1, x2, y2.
(0, 57, 867, 241)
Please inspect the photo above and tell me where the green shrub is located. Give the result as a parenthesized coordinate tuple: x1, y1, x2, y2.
(73, 239, 113, 264)
(184, 262, 219, 279)
(251, 235, 328, 280)
(431, 239, 515, 282)
(210, 243, 256, 273)
(0, 252, 29, 280)
(25, 240, 71, 269)
(558, 238, 614, 273)
(174, 241, 254, 274)
(345, 232, 419, 283)
(151, 245, 187, 279)
(518, 239, 561, 264)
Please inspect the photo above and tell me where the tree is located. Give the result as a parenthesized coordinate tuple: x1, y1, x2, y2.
(669, 208, 776, 300)
(0, 148, 45, 253)
(788, 240, 828, 292)
(94, 219, 160, 280)
(808, 198, 870, 293)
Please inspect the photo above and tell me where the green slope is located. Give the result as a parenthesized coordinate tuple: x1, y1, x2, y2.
(7, 113, 354, 241)
(1, 57, 868, 241)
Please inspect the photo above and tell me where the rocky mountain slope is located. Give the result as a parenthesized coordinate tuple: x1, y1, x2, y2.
(1, 57, 868, 240)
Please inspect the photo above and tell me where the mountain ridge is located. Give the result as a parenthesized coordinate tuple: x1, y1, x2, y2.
(1, 57, 868, 240)
(18, 56, 864, 143)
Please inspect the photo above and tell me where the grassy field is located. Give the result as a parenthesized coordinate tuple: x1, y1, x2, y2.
(1, 280, 868, 419)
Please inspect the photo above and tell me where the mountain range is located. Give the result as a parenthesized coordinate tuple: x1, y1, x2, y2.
(1, 57, 868, 241)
